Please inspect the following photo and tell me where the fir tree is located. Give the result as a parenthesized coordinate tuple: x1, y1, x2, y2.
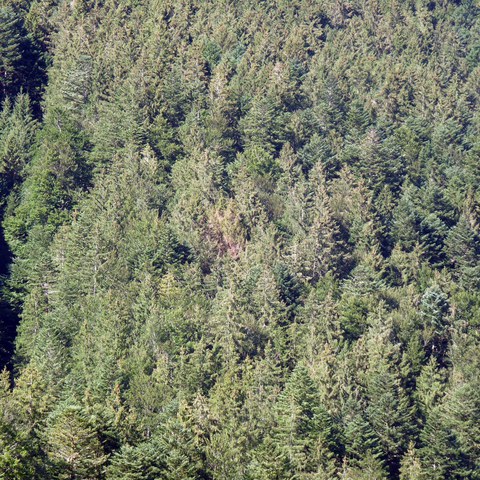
(44, 405, 108, 479)
(0, 8, 23, 100)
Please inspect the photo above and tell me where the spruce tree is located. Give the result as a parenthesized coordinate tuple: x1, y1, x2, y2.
(445, 216, 480, 288)
(44, 405, 108, 479)
(0, 8, 23, 101)
(266, 365, 340, 478)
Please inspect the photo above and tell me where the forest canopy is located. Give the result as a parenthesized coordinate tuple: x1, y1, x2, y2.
(0, 0, 480, 479)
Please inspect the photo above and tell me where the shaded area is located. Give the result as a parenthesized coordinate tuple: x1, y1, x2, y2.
(0, 225, 17, 370)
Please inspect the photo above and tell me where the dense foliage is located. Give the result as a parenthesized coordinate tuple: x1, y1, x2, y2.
(0, 0, 480, 478)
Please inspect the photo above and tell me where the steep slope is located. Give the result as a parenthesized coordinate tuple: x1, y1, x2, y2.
(1, 1, 480, 478)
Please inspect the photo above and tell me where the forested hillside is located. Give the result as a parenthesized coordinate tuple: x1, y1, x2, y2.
(0, 0, 480, 478)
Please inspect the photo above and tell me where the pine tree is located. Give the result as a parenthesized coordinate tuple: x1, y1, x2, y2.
(44, 404, 108, 479)
(0, 8, 23, 101)
(107, 439, 164, 480)
(12, 363, 54, 433)
(298, 133, 336, 175)
(0, 421, 37, 479)
(391, 185, 421, 252)
(0, 0, 480, 477)
(265, 364, 340, 478)
(286, 163, 348, 284)
(152, 403, 206, 480)
(419, 404, 466, 480)
(445, 215, 480, 288)
(358, 313, 417, 476)
(366, 368, 415, 474)
(414, 356, 446, 420)
(399, 443, 424, 480)
(419, 213, 448, 268)
(0, 93, 36, 196)
(0, 369, 39, 479)
(419, 285, 450, 361)
(239, 94, 286, 154)
(341, 452, 388, 480)
(343, 410, 382, 466)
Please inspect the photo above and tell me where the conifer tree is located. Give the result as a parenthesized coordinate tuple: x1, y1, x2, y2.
(0, 8, 23, 100)
(239, 94, 286, 154)
(0, 93, 36, 196)
(341, 452, 389, 480)
(44, 405, 108, 479)
(445, 215, 480, 287)
(419, 285, 450, 361)
(399, 443, 424, 480)
(0, 1, 479, 477)
(254, 364, 340, 478)
(414, 356, 445, 419)
(286, 163, 348, 284)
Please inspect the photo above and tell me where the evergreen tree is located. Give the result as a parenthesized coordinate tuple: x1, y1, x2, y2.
(253, 364, 340, 478)
(45, 406, 107, 479)
(419, 285, 450, 361)
(44, 405, 108, 479)
(239, 94, 286, 154)
(0, 93, 36, 196)
(341, 452, 389, 479)
(0, 1, 478, 477)
(0, 8, 23, 100)
(399, 443, 424, 480)
(445, 215, 480, 288)
(0, 6, 44, 105)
